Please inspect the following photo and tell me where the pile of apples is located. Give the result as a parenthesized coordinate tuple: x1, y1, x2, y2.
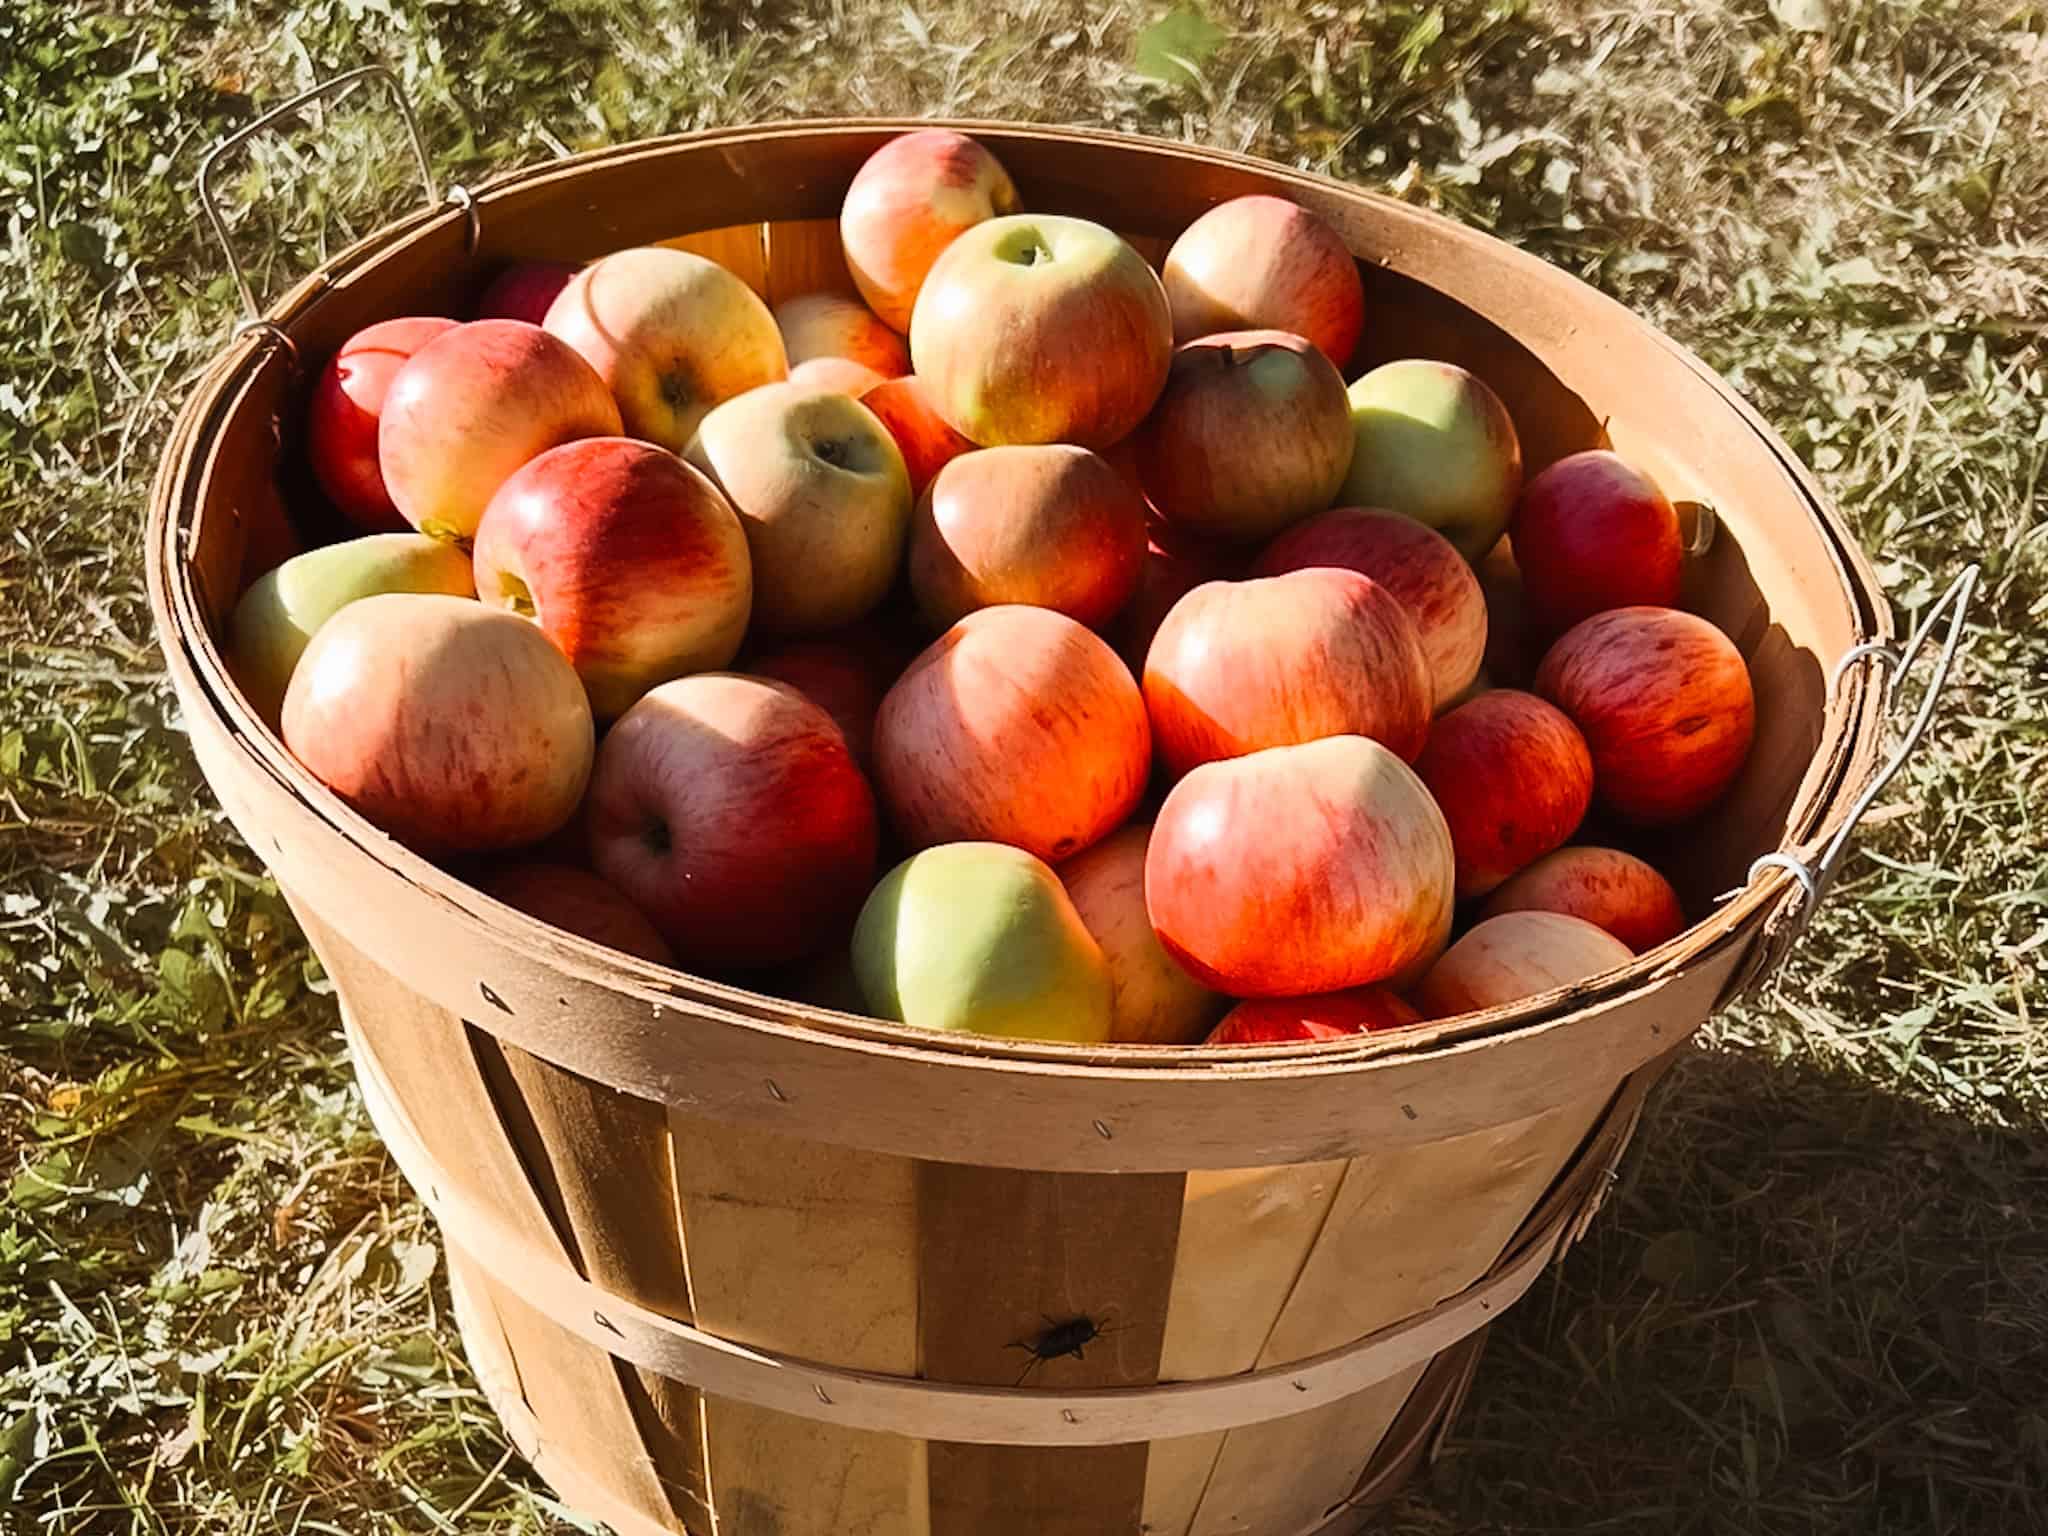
(233, 129, 1758, 1049)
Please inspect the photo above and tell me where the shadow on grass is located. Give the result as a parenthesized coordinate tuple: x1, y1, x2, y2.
(1385, 1041, 2048, 1535)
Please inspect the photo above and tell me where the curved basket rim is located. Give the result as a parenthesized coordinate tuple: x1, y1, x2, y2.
(146, 116, 1893, 1084)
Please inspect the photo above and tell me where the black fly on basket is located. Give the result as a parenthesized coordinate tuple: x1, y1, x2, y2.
(1008, 1313, 1130, 1386)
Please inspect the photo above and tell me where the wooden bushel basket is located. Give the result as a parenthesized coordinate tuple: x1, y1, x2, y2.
(149, 95, 1939, 1536)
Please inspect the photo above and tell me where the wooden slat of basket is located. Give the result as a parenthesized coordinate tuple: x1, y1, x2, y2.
(659, 222, 772, 293)
(917, 1164, 1185, 1536)
(763, 218, 858, 305)
(672, 1116, 924, 1531)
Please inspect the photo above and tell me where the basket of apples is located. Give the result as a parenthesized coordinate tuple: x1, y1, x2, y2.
(149, 87, 1962, 1536)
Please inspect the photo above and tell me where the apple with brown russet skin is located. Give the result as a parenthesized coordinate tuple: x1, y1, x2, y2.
(544, 246, 786, 451)
(1147, 734, 1454, 997)
(910, 214, 1172, 449)
(840, 128, 1021, 333)
(282, 593, 593, 855)
(1143, 568, 1432, 777)
(480, 863, 675, 966)
(377, 319, 622, 541)
(1111, 519, 1238, 676)
(1414, 689, 1592, 899)
(1058, 823, 1220, 1045)
(686, 382, 911, 637)
(1535, 606, 1755, 826)
(586, 673, 878, 970)
(1161, 195, 1365, 369)
(1413, 910, 1633, 1019)
(1133, 329, 1353, 543)
(873, 604, 1150, 863)
(1480, 846, 1687, 954)
(859, 374, 978, 498)
(775, 292, 909, 379)
(787, 356, 891, 397)
(1338, 360, 1522, 560)
(1206, 987, 1420, 1044)
(474, 262, 579, 325)
(306, 316, 458, 533)
(1254, 506, 1487, 712)
(909, 444, 1146, 630)
(748, 623, 912, 766)
(470, 438, 752, 719)
(1512, 450, 1683, 634)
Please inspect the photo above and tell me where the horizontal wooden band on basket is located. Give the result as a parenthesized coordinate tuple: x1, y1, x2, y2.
(348, 1008, 1665, 1447)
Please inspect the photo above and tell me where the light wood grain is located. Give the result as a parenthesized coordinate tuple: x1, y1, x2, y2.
(764, 216, 858, 305)
(659, 221, 771, 293)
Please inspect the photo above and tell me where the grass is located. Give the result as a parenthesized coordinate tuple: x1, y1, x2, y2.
(1, 0, 2043, 1530)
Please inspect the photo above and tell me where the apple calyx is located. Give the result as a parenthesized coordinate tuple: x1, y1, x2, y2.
(496, 571, 538, 620)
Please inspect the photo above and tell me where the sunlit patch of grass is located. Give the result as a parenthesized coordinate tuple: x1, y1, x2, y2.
(2, 0, 2041, 1530)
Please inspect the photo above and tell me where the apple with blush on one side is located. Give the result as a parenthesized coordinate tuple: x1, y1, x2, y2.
(840, 128, 1021, 333)
(909, 444, 1146, 630)
(859, 375, 977, 498)
(480, 862, 675, 966)
(470, 437, 753, 719)
(1146, 734, 1454, 998)
(776, 292, 909, 380)
(544, 246, 787, 451)
(586, 673, 879, 971)
(1143, 568, 1432, 777)
(474, 261, 579, 325)
(1413, 910, 1634, 1020)
(1111, 518, 1237, 676)
(911, 213, 1173, 449)
(281, 593, 594, 856)
(1480, 846, 1687, 955)
(1133, 329, 1353, 544)
(1058, 823, 1220, 1045)
(1338, 359, 1523, 561)
(1414, 689, 1593, 900)
(749, 624, 913, 766)
(1206, 987, 1420, 1044)
(1253, 506, 1487, 712)
(1536, 606, 1756, 826)
(377, 319, 622, 541)
(1511, 450, 1684, 635)
(788, 356, 891, 397)
(306, 316, 458, 532)
(1161, 195, 1365, 370)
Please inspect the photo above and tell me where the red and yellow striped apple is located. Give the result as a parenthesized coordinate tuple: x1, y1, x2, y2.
(1059, 823, 1220, 1045)
(775, 291, 909, 380)
(474, 262, 578, 326)
(1480, 847, 1687, 954)
(1413, 910, 1633, 1018)
(1206, 987, 1420, 1044)
(859, 374, 977, 498)
(1161, 195, 1365, 369)
(1414, 689, 1592, 899)
(480, 863, 675, 965)
(1511, 450, 1683, 634)
(840, 129, 1021, 333)
(307, 316, 458, 532)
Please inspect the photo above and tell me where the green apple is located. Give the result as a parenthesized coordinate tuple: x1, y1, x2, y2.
(230, 533, 474, 724)
(851, 841, 1114, 1043)
(1337, 359, 1523, 561)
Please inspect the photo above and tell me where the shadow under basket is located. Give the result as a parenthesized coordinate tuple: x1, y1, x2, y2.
(147, 120, 1893, 1536)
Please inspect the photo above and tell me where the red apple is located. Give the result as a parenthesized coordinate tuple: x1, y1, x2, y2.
(873, 605, 1150, 862)
(1414, 690, 1592, 899)
(1161, 195, 1365, 369)
(470, 438, 753, 718)
(1206, 987, 1420, 1044)
(748, 625, 910, 765)
(787, 356, 890, 397)
(1110, 519, 1238, 676)
(306, 316, 459, 532)
(1479, 847, 1687, 954)
(377, 319, 622, 541)
(910, 214, 1172, 449)
(859, 375, 978, 498)
(776, 292, 909, 379)
(1059, 823, 1220, 1045)
(1339, 360, 1522, 560)
(686, 382, 912, 637)
(1413, 910, 1633, 1019)
(1147, 734, 1454, 996)
(1133, 329, 1353, 543)
(1511, 450, 1683, 634)
(1143, 569, 1432, 777)
(475, 262, 579, 325)
(1254, 507, 1487, 711)
(544, 246, 786, 451)
(281, 593, 593, 854)
(1535, 607, 1755, 826)
(586, 674, 878, 969)
(840, 129, 1021, 332)
(480, 863, 674, 965)
(909, 445, 1146, 630)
